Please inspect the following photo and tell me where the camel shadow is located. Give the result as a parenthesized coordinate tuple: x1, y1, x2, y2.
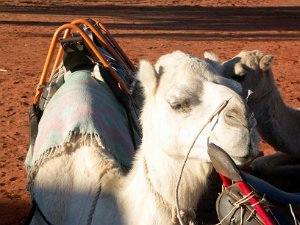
(0, 199, 31, 225)
(1, 5, 300, 40)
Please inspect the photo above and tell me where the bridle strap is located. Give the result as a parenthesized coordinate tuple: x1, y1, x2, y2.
(175, 99, 231, 225)
(143, 158, 195, 225)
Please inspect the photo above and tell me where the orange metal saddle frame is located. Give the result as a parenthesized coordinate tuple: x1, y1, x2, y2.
(33, 18, 136, 105)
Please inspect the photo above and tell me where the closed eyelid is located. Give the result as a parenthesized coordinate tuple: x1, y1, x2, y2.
(166, 93, 201, 113)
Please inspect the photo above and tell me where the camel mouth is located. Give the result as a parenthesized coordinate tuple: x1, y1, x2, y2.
(208, 142, 256, 169)
(230, 143, 258, 166)
(230, 155, 253, 166)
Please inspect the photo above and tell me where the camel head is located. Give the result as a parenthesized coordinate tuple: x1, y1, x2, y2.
(222, 50, 274, 99)
(137, 51, 258, 166)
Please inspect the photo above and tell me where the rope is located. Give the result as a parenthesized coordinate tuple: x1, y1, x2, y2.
(175, 99, 231, 225)
(143, 158, 171, 213)
(215, 191, 255, 225)
(250, 194, 265, 207)
(289, 204, 300, 225)
(28, 131, 120, 225)
(86, 185, 102, 225)
(86, 160, 120, 225)
(143, 158, 196, 225)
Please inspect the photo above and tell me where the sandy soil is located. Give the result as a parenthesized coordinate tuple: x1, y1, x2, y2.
(0, 0, 299, 224)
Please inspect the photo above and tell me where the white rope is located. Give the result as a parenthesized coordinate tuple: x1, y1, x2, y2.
(239, 207, 244, 225)
(250, 194, 265, 207)
(245, 194, 266, 222)
(234, 191, 255, 206)
(175, 99, 231, 225)
(144, 158, 195, 225)
(246, 208, 256, 222)
(289, 204, 300, 225)
(215, 204, 240, 225)
(214, 191, 255, 225)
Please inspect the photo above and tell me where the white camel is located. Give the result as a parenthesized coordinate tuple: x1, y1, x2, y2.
(27, 50, 258, 225)
(222, 50, 300, 176)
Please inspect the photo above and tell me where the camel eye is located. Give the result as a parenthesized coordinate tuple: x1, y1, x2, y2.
(234, 73, 246, 82)
(166, 87, 196, 113)
(169, 99, 191, 112)
(171, 102, 183, 110)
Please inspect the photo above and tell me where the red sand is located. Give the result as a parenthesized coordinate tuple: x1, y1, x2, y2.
(0, 1, 299, 224)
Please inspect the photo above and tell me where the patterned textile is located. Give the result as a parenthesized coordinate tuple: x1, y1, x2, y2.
(26, 70, 135, 169)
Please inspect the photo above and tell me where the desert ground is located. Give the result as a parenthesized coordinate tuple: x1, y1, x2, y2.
(0, 0, 299, 224)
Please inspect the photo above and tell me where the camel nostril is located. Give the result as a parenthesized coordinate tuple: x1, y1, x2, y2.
(224, 109, 248, 128)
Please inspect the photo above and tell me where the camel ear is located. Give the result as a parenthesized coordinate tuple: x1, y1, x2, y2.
(204, 51, 222, 74)
(137, 60, 159, 97)
(259, 55, 274, 72)
(204, 51, 220, 62)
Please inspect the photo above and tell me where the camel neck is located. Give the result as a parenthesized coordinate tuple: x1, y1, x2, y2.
(248, 82, 285, 115)
(247, 81, 299, 156)
(247, 71, 284, 109)
(121, 151, 202, 225)
(143, 157, 196, 224)
(247, 70, 277, 104)
(248, 87, 275, 102)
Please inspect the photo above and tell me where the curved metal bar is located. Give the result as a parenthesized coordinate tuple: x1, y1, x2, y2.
(96, 20, 136, 72)
(51, 28, 71, 75)
(71, 18, 133, 76)
(237, 181, 276, 225)
(34, 24, 63, 105)
(34, 22, 129, 105)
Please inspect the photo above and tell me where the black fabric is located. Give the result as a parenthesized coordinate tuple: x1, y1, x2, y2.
(29, 104, 43, 148)
(100, 67, 141, 149)
(242, 171, 300, 205)
(61, 36, 95, 72)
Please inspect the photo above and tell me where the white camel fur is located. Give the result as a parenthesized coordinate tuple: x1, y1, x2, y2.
(222, 50, 300, 175)
(29, 51, 258, 225)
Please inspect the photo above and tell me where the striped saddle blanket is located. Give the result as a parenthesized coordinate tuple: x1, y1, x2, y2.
(25, 70, 137, 170)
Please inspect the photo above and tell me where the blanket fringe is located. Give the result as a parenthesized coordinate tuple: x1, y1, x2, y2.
(27, 131, 111, 194)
